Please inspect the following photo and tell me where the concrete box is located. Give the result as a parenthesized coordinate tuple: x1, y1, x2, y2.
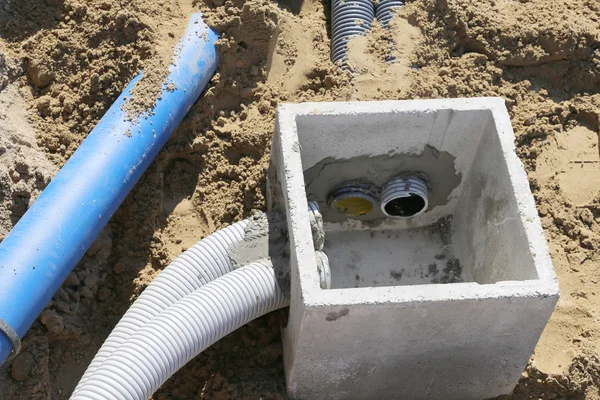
(268, 98, 559, 400)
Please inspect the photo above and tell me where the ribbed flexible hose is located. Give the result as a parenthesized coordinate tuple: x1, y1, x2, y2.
(375, 0, 405, 62)
(71, 262, 288, 400)
(331, 0, 375, 69)
(72, 220, 249, 395)
(375, 0, 404, 27)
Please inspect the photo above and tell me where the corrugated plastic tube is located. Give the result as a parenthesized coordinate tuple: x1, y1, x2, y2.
(74, 204, 324, 398)
(72, 220, 249, 395)
(71, 262, 289, 400)
(0, 12, 219, 366)
(376, 0, 405, 62)
(381, 175, 429, 218)
(331, 0, 375, 69)
(375, 0, 405, 27)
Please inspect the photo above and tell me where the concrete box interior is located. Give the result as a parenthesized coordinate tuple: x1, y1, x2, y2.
(300, 103, 536, 289)
(269, 98, 559, 400)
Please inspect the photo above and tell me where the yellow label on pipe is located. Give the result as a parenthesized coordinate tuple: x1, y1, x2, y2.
(332, 197, 374, 216)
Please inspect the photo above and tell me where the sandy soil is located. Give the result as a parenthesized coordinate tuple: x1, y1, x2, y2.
(1, 0, 600, 398)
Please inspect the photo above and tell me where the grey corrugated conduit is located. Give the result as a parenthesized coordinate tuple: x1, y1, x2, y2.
(375, 0, 404, 27)
(72, 220, 249, 395)
(331, 0, 375, 70)
(381, 175, 429, 218)
(71, 262, 289, 400)
(375, 0, 405, 62)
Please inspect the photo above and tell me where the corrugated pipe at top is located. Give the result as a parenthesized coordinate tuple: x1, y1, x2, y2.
(331, 0, 406, 69)
(331, 0, 375, 70)
(376, 0, 405, 27)
(0, 12, 219, 366)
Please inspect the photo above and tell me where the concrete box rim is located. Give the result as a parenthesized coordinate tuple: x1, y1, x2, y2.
(275, 97, 560, 308)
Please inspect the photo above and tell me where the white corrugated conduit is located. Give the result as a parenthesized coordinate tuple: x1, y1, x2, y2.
(71, 262, 289, 400)
(72, 220, 249, 395)
(72, 203, 328, 399)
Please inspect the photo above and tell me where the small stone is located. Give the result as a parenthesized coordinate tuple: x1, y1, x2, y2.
(11, 353, 34, 382)
(97, 286, 111, 301)
(39, 309, 64, 334)
(86, 227, 113, 260)
(12, 181, 31, 197)
(70, 290, 80, 303)
(112, 261, 125, 274)
(10, 170, 20, 183)
(84, 274, 99, 288)
(27, 60, 54, 88)
(83, 259, 99, 271)
(95, 242, 113, 264)
(36, 95, 52, 109)
(56, 288, 69, 302)
(582, 237, 594, 249)
(64, 272, 80, 286)
(250, 65, 259, 76)
(76, 269, 89, 282)
(579, 208, 594, 225)
(14, 159, 29, 175)
(86, 239, 103, 256)
(53, 300, 71, 314)
(46, 141, 59, 152)
(11, 196, 29, 217)
(79, 286, 93, 299)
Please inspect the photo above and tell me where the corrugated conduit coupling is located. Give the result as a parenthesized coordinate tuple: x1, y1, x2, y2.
(381, 175, 429, 218)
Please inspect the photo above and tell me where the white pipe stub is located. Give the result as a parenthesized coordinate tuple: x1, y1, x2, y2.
(315, 251, 332, 289)
(380, 175, 429, 218)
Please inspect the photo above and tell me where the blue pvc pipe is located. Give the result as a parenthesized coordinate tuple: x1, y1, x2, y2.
(0, 12, 218, 365)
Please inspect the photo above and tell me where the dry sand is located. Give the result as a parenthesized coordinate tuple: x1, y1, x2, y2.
(1, 0, 600, 398)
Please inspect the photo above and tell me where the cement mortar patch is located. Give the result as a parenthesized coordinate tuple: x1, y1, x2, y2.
(304, 147, 461, 222)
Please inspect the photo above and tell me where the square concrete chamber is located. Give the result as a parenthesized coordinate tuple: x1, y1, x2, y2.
(268, 98, 559, 400)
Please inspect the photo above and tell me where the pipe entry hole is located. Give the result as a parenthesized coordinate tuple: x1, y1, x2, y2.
(383, 194, 426, 217)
